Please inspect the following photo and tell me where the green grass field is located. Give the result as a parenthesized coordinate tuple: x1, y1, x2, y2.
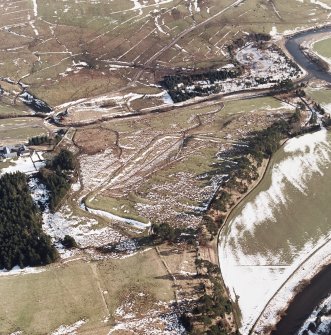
(0, 118, 48, 146)
(86, 195, 150, 224)
(306, 88, 331, 105)
(0, 250, 174, 335)
(314, 37, 331, 60)
(0, 103, 29, 117)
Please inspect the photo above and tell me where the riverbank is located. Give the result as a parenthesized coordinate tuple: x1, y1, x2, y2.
(196, 136, 285, 334)
(220, 157, 272, 326)
(271, 263, 331, 335)
(285, 25, 331, 84)
(308, 34, 331, 69)
(210, 140, 287, 329)
(253, 222, 331, 334)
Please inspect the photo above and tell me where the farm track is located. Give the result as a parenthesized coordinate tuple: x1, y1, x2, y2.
(55, 88, 273, 128)
(155, 246, 179, 303)
(269, 0, 283, 21)
(0, 113, 45, 120)
(91, 263, 111, 317)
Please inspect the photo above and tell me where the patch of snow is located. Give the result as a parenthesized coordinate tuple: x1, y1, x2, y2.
(311, 0, 331, 10)
(0, 265, 45, 277)
(28, 178, 123, 258)
(154, 14, 169, 35)
(172, 43, 302, 99)
(29, 177, 49, 207)
(297, 294, 331, 334)
(270, 25, 278, 38)
(193, 0, 200, 12)
(163, 91, 174, 104)
(130, 0, 143, 15)
(86, 207, 150, 230)
(109, 303, 185, 335)
(0, 152, 45, 176)
(50, 320, 86, 335)
(71, 181, 81, 192)
(32, 0, 38, 17)
(221, 63, 235, 69)
(43, 207, 122, 253)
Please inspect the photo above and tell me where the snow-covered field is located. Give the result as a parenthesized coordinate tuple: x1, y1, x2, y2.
(219, 128, 331, 334)
(0, 152, 45, 175)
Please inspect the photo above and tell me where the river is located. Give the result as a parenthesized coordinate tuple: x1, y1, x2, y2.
(271, 264, 331, 335)
(218, 27, 331, 335)
(285, 26, 331, 83)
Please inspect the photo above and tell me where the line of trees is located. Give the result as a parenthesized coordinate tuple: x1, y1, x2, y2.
(28, 134, 62, 146)
(0, 172, 58, 270)
(205, 120, 290, 215)
(272, 79, 295, 92)
(29, 135, 51, 145)
(181, 259, 238, 335)
(151, 222, 196, 244)
(227, 32, 271, 55)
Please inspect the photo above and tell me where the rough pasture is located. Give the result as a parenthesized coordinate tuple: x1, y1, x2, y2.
(0, 0, 330, 114)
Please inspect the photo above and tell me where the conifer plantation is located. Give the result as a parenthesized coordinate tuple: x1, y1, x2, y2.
(0, 172, 58, 270)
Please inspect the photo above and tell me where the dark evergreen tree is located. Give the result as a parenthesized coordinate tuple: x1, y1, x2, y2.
(0, 172, 58, 270)
(50, 149, 76, 171)
(61, 235, 78, 249)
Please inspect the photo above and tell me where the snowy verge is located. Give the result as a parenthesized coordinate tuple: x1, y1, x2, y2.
(253, 237, 331, 334)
